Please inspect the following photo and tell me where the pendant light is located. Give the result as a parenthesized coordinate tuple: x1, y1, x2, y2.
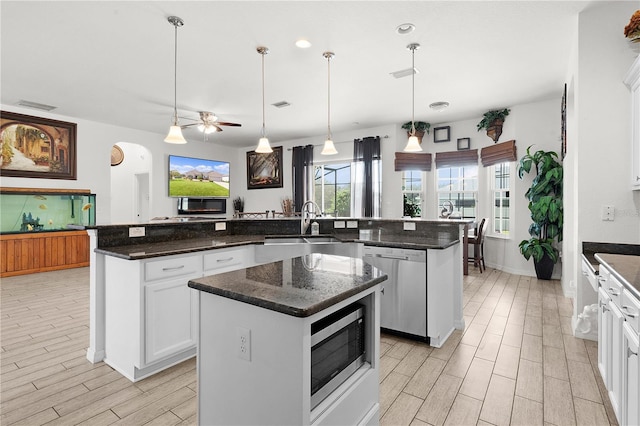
(321, 51, 338, 155)
(255, 46, 272, 153)
(403, 43, 422, 152)
(164, 16, 187, 144)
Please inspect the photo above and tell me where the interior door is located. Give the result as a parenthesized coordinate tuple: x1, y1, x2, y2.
(135, 172, 150, 223)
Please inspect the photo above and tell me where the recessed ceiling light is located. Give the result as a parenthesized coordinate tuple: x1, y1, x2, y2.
(429, 101, 450, 111)
(295, 39, 311, 48)
(396, 23, 415, 35)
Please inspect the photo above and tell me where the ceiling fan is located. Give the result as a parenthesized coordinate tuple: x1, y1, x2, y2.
(181, 111, 241, 135)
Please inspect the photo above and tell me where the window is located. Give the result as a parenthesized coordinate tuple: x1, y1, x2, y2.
(492, 162, 511, 236)
(437, 165, 478, 219)
(314, 163, 351, 217)
(402, 170, 422, 217)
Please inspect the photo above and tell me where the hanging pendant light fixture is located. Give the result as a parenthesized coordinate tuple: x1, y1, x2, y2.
(321, 51, 338, 155)
(164, 16, 187, 144)
(255, 46, 273, 153)
(404, 43, 422, 152)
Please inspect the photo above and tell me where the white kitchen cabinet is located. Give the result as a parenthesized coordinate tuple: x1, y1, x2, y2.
(622, 321, 639, 426)
(104, 246, 251, 382)
(598, 286, 612, 388)
(624, 55, 640, 189)
(609, 297, 624, 420)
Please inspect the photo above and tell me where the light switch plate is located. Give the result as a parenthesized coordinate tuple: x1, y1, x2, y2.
(334, 221, 346, 229)
(215, 222, 226, 231)
(346, 221, 358, 229)
(403, 222, 416, 231)
(601, 205, 615, 221)
(129, 227, 145, 237)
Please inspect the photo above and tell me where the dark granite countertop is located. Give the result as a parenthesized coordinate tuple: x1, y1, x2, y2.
(594, 253, 640, 300)
(582, 242, 640, 274)
(188, 254, 387, 317)
(95, 232, 459, 260)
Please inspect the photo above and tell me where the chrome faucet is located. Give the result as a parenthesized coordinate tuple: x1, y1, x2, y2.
(301, 200, 322, 234)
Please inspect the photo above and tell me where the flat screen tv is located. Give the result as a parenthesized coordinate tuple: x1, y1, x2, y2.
(168, 155, 230, 198)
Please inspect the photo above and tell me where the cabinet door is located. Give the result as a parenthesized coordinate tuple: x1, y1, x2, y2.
(622, 320, 639, 426)
(598, 287, 612, 388)
(609, 300, 625, 421)
(144, 278, 198, 365)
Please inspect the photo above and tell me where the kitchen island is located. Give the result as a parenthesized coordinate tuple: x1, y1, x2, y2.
(189, 253, 386, 426)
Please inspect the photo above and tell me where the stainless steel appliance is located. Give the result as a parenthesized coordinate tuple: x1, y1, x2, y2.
(310, 303, 365, 409)
(363, 245, 428, 341)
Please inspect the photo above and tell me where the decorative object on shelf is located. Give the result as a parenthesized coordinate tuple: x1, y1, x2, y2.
(457, 138, 470, 151)
(255, 46, 272, 153)
(561, 84, 567, 159)
(111, 145, 124, 166)
(433, 126, 451, 143)
(281, 197, 293, 217)
(247, 145, 283, 189)
(0, 111, 77, 180)
(477, 108, 510, 142)
(164, 16, 187, 145)
(321, 51, 338, 155)
(517, 146, 563, 280)
(232, 197, 244, 217)
(624, 9, 640, 51)
(403, 43, 423, 152)
(401, 121, 430, 145)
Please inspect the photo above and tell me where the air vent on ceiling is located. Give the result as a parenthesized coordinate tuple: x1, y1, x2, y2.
(15, 100, 57, 111)
(390, 67, 419, 79)
(272, 101, 291, 108)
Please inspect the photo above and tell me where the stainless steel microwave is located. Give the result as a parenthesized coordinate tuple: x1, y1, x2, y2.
(310, 303, 366, 409)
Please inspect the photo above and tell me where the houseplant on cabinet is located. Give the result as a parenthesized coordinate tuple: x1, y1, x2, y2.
(402, 121, 431, 144)
(477, 108, 510, 142)
(517, 146, 563, 280)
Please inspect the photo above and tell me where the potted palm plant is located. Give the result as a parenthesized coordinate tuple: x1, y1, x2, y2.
(477, 108, 510, 142)
(402, 121, 431, 144)
(517, 146, 563, 280)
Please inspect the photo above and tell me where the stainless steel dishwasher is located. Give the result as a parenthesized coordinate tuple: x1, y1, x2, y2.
(362, 245, 428, 341)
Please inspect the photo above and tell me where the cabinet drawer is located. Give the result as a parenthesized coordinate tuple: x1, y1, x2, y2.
(144, 255, 201, 282)
(622, 290, 640, 334)
(604, 274, 624, 306)
(203, 249, 245, 272)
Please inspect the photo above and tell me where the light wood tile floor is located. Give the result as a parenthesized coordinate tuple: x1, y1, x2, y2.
(1, 266, 618, 425)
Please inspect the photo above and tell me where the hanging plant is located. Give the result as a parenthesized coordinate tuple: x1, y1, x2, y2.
(477, 109, 510, 142)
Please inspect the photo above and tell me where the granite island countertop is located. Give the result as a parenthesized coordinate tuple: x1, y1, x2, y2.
(94, 232, 459, 260)
(594, 253, 640, 300)
(188, 253, 387, 317)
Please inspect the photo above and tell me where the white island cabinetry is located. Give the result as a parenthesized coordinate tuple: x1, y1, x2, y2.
(104, 246, 252, 382)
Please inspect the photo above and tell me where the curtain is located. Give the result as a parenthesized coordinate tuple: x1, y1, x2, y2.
(292, 144, 314, 212)
(480, 140, 517, 167)
(352, 136, 381, 217)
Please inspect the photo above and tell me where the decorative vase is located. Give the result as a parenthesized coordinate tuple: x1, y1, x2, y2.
(486, 119, 504, 142)
(533, 252, 555, 280)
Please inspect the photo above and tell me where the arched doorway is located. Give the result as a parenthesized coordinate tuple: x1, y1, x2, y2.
(109, 142, 152, 223)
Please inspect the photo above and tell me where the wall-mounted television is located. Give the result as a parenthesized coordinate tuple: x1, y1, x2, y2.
(168, 155, 230, 198)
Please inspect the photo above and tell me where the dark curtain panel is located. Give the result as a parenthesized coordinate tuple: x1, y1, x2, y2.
(292, 144, 314, 212)
(353, 136, 381, 217)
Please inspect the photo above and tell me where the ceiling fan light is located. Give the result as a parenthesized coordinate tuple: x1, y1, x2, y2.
(165, 125, 188, 144)
(256, 137, 272, 153)
(321, 139, 338, 155)
(404, 135, 422, 152)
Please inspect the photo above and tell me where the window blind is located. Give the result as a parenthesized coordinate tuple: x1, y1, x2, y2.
(394, 152, 432, 171)
(435, 149, 478, 168)
(480, 140, 517, 167)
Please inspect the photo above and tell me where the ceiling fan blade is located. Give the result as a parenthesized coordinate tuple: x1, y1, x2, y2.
(180, 123, 199, 129)
(213, 124, 223, 132)
(216, 121, 242, 127)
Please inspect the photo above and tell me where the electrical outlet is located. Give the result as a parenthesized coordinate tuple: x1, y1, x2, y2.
(215, 222, 226, 231)
(601, 205, 615, 221)
(333, 221, 346, 229)
(129, 227, 145, 237)
(403, 222, 416, 231)
(346, 221, 358, 229)
(237, 327, 251, 361)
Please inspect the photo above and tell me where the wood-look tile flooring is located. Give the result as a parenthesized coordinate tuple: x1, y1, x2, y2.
(1, 266, 617, 425)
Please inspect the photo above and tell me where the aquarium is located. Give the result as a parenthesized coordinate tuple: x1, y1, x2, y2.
(0, 189, 96, 234)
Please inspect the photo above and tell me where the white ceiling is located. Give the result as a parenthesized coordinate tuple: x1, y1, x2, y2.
(1, 1, 598, 148)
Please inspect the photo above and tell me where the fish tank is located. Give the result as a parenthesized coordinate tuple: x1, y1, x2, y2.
(0, 188, 96, 234)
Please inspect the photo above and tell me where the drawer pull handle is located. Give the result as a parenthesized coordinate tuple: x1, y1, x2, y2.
(621, 306, 638, 318)
(608, 287, 620, 296)
(601, 304, 610, 313)
(162, 265, 185, 272)
(216, 257, 234, 263)
(628, 347, 638, 358)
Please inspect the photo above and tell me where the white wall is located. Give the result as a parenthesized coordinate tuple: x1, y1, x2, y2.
(563, 2, 640, 296)
(0, 104, 238, 224)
